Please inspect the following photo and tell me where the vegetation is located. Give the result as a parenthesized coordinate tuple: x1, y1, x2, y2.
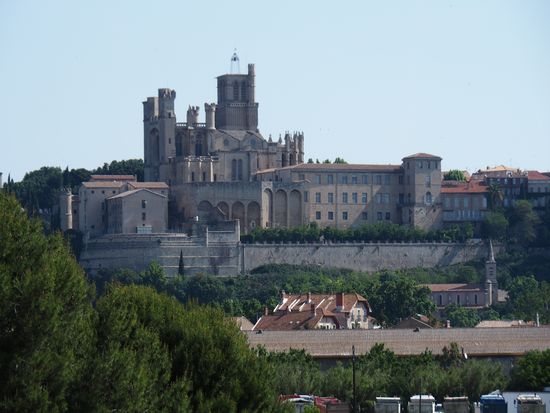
(444, 170, 467, 181)
(243, 222, 474, 244)
(510, 349, 550, 391)
(0, 192, 285, 412)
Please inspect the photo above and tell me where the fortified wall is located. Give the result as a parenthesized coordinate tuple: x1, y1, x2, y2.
(80, 228, 500, 276)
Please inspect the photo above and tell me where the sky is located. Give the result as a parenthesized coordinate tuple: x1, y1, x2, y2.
(1, 0, 549, 181)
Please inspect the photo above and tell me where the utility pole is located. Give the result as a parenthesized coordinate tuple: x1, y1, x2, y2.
(352, 345, 357, 413)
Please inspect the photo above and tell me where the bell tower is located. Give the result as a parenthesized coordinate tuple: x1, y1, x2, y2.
(215, 52, 259, 131)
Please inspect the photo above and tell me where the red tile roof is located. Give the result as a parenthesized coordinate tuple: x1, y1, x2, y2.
(402, 153, 442, 160)
(527, 171, 550, 181)
(424, 283, 484, 293)
(275, 293, 371, 315)
(127, 182, 169, 189)
(441, 181, 488, 194)
(256, 163, 402, 174)
(90, 174, 136, 182)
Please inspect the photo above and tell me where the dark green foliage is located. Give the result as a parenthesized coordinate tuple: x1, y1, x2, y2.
(178, 249, 185, 276)
(482, 212, 509, 240)
(508, 200, 539, 245)
(501, 276, 550, 323)
(0, 192, 95, 412)
(510, 349, 550, 390)
(444, 170, 467, 181)
(93, 159, 144, 181)
(243, 222, 474, 244)
(444, 304, 481, 327)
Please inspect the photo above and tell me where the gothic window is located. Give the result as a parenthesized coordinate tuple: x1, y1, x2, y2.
(231, 159, 237, 181)
(439, 295, 443, 306)
(195, 142, 202, 156)
(282, 154, 287, 167)
(237, 159, 243, 181)
(241, 82, 247, 101)
(233, 81, 239, 100)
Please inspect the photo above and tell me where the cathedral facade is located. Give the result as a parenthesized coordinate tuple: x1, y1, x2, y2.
(143, 62, 443, 233)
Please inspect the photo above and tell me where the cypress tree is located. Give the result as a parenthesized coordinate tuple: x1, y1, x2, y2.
(178, 250, 185, 276)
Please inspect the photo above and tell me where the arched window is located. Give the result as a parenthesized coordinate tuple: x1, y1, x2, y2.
(241, 82, 247, 101)
(282, 153, 287, 167)
(233, 81, 239, 100)
(195, 142, 202, 156)
(439, 295, 442, 306)
(237, 159, 243, 181)
(425, 192, 432, 205)
(231, 159, 237, 181)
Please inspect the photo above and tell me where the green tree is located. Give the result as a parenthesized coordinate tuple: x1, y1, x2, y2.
(178, 250, 185, 276)
(445, 304, 481, 327)
(482, 211, 509, 240)
(333, 157, 347, 164)
(0, 192, 95, 412)
(444, 170, 467, 181)
(487, 183, 504, 210)
(505, 276, 549, 322)
(508, 200, 539, 245)
(93, 159, 144, 181)
(510, 349, 550, 390)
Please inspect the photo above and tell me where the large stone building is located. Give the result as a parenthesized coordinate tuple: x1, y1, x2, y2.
(143, 60, 446, 233)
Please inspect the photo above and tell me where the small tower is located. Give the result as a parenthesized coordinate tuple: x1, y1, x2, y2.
(484, 240, 498, 306)
(230, 49, 240, 74)
(59, 189, 73, 232)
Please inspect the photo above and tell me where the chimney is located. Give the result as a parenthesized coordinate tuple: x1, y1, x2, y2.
(336, 292, 344, 311)
(446, 320, 451, 329)
(263, 306, 269, 316)
(310, 303, 316, 316)
(307, 292, 312, 303)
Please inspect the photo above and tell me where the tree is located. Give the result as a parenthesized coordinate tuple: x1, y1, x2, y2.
(505, 276, 549, 322)
(307, 158, 314, 164)
(333, 157, 347, 164)
(445, 304, 481, 327)
(510, 349, 550, 390)
(508, 200, 539, 245)
(444, 170, 467, 182)
(487, 183, 504, 210)
(482, 211, 509, 240)
(93, 159, 144, 181)
(178, 250, 185, 276)
(0, 192, 95, 412)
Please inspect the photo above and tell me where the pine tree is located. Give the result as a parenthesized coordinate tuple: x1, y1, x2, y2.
(178, 250, 185, 276)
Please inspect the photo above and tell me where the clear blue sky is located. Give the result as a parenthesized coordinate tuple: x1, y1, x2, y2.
(1, 0, 549, 181)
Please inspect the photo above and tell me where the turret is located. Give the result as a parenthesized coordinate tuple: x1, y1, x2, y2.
(186, 106, 200, 125)
(247, 64, 255, 103)
(143, 97, 158, 121)
(485, 240, 498, 306)
(158, 88, 176, 118)
(204, 103, 216, 129)
(59, 189, 73, 232)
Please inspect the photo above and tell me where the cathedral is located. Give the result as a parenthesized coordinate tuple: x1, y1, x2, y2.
(142, 58, 445, 233)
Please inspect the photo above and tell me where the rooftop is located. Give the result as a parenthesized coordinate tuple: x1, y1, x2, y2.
(441, 180, 488, 194)
(424, 283, 484, 293)
(245, 327, 550, 358)
(90, 174, 136, 182)
(256, 163, 403, 174)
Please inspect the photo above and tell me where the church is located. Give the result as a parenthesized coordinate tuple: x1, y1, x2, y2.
(143, 56, 445, 233)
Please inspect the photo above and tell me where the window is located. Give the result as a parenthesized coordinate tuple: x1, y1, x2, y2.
(376, 193, 382, 204)
(439, 295, 443, 306)
(362, 175, 368, 184)
(385, 212, 391, 220)
(425, 192, 432, 205)
(299, 173, 305, 181)
(315, 174, 321, 184)
(342, 211, 348, 220)
(101, 190, 105, 194)
(362, 212, 368, 220)
(141, 200, 147, 209)
(383, 193, 390, 204)
(398, 175, 403, 184)
(191, 172, 195, 182)
(328, 211, 334, 220)
(352, 176, 358, 184)
(427, 161, 431, 169)
(237, 159, 243, 181)
(425, 175, 431, 187)
(457, 295, 460, 306)
(304, 191, 309, 203)
(377, 212, 383, 221)
(315, 192, 321, 203)
(407, 175, 411, 185)
(328, 192, 334, 203)
(464, 197, 469, 208)
(418, 160, 423, 169)
(407, 161, 410, 169)
(342, 192, 348, 203)
(384, 175, 390, 185)
(202, 172, 206, 181)
(231, 159, 237, 180)
(341, 175, 348, 184)
(91, 190, 95, 194)
(375, 175, 382, 185)
(352, 193, 358, 204)
(474, 294, 478, 305)
(327, 174, 334, 184)
(112, 190, 116, 194)
(444, 197, 451, 208)
(142, 212, 146, 221)
(399, 193, 404, 204)
(315, 211, 321, 220)
(407, 193, 412, 203)
(362, 193, 367, 204)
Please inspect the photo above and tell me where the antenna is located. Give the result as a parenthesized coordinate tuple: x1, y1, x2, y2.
(230, 49, 240, 74)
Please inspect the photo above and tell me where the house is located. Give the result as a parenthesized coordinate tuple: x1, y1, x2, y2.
(394, 314, 433, 329)
(253, 292, 374, 331)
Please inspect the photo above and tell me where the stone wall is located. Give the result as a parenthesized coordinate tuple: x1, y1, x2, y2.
(80, 231, 499, 276)
(242, 241, 499, 273)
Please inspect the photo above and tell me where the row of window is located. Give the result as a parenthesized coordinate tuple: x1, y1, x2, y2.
(443, 197, 488, 209)
(406, 160, 439, 170)
(308, 191, 433, 205)
(314, 211, 391, 221)
(307, 174, 395, 185)
(437, 294, 478, 306)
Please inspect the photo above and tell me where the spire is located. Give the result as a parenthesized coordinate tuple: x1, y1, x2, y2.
(487, 239, 495, 263)
(230, 49, 240, 74)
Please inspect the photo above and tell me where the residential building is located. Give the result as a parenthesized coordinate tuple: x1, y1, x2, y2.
(253, 292, 374, 330)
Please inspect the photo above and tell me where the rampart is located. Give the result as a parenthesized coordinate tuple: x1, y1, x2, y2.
(80, 232, 499, 276)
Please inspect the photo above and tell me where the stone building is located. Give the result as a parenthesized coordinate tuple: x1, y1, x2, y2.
(142, 61, 447, 232)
